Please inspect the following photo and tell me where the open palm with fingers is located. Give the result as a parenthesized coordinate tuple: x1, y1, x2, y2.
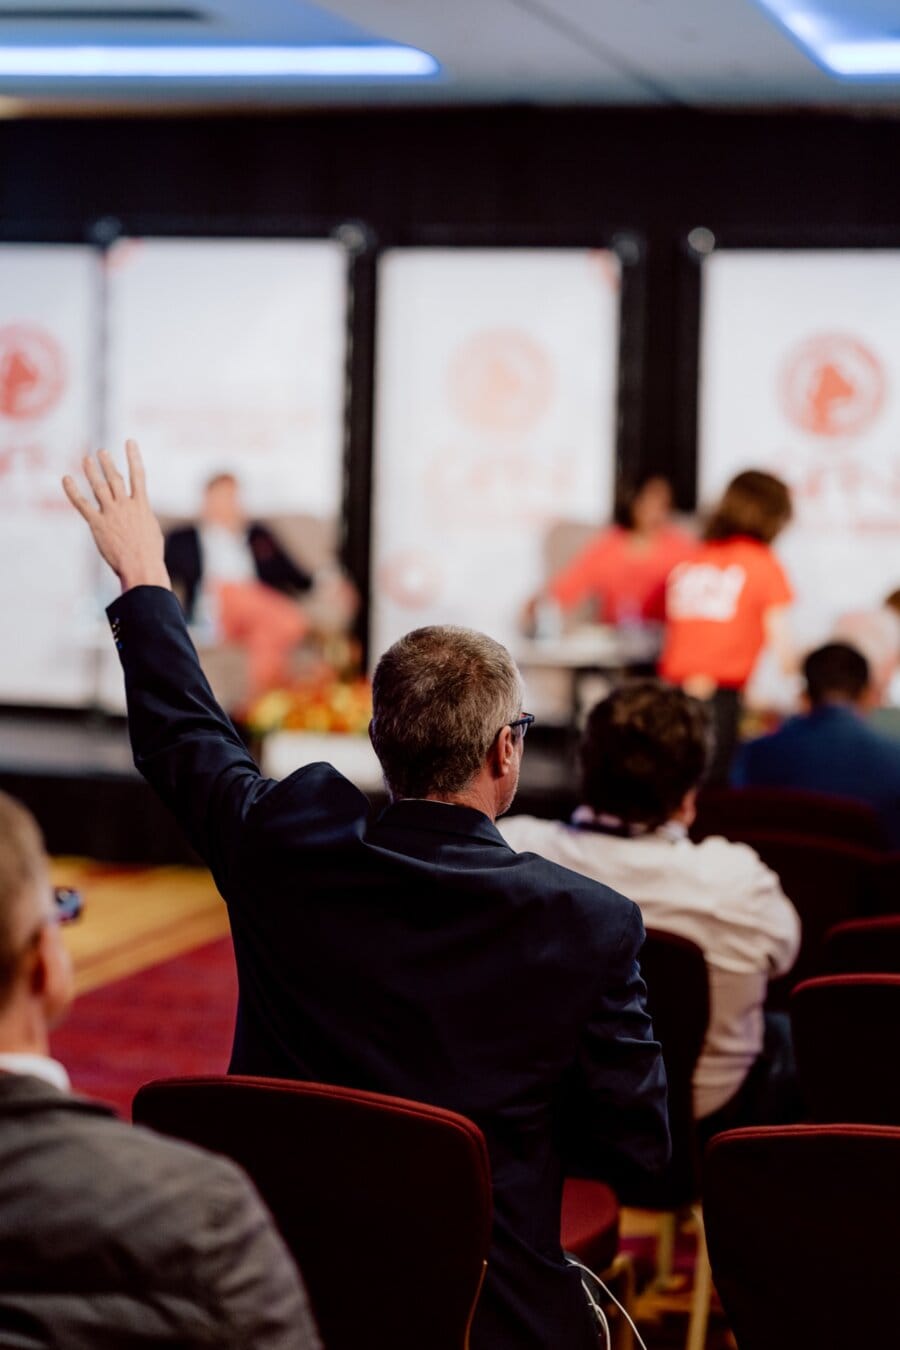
(63, 441, 171, 594)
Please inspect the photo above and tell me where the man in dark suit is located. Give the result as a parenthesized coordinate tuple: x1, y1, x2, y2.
(0, 790, 319, 1349)
(64, 442, 669, 1350)
(733, 641, 900, 847)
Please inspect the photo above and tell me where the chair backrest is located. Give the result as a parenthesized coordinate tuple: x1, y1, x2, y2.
(705, 1123, 900, 1350)
(791, 975, 900, 1123)
(133, 1076, 492, 1350)
(823, 915, 900, 973)
(691, 786, 887, 850)
(631, 928, 710, 1208)
(728, 831, 877, 1006)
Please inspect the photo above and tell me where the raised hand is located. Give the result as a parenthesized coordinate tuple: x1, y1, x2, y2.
(63, 440, 171, 593)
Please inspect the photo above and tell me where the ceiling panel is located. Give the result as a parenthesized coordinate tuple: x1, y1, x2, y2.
(2, 0, 900, 108)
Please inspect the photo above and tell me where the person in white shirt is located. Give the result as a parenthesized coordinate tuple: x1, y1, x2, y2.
(499, 680, 801, 1134)
(0, 789, 320, 1349)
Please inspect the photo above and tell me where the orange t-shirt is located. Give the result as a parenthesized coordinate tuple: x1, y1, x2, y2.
(660, 537, 793, 689)
(548, 525, 697, 624)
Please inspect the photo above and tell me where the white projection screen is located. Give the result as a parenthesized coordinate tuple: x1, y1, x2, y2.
(699, 249, 900, 699)
(370, 247, 621, 663)
(105, 237, 348, 519)
(0, 245, 101, 705)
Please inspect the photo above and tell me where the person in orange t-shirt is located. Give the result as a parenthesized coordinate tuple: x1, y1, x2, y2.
(660, 470, 795, 781)
(537, 475, 697, 626)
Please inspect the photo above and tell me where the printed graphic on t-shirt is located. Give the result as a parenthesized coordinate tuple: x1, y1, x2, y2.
(667, 562, 747, 623)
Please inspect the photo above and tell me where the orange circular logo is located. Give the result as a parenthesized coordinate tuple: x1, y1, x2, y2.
(449, 329, 554, 434)
(0, 325, 66, 421)
(781, 334, 884, 439)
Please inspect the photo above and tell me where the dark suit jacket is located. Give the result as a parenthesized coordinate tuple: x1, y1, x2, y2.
(108, 586, 669, 1350)
(732, 703, 900, 848)
(0, 1072, 318, 1348)
(164, 523, 313, 622)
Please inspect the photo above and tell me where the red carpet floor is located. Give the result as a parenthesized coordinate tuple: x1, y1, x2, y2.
(50, 936, 238, 1117)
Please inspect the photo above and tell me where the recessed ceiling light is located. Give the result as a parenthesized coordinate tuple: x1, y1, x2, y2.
(0, 44, 440, 79)
(755, 0, 900, 78)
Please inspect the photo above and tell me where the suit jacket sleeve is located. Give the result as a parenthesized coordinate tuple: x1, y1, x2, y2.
(195, 1154, 322, 1350)
(562, 900, 670, 1188)
(106, 585, 357, 890)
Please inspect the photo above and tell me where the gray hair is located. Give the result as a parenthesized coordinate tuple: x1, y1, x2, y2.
(370, 626, 524, 800)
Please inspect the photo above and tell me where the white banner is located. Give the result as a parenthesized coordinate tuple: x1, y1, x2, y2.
(105, 238, 348, 519)
(0, 245, 100, 705)
(700, 250, 900, 663)
(370, 247, 621, 663)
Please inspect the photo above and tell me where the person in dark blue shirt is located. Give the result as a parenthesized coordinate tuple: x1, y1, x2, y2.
(732, 642, 900, 847)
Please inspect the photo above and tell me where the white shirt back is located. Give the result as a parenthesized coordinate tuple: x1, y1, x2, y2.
(498, 815, 800, 1117)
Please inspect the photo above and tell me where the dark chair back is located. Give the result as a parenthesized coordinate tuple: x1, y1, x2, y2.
(730, 831, 876, 1006)
(823, 915, 900, 973)
(133, 1076, 492, 1350)
(867, 851, 900, 915)
(628, 928, 709, 1208)
(705, 1124, 900, 1350)
(691, 786, 887, 850)
(791, 975, 900, 1124)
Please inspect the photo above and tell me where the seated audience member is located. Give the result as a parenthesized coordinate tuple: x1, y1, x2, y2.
(63, 443, 669, 1350)
(732, 642, 900, 847)
(660, 470, 796, 783)
(527, 472, 696, 629)
(165, 472, 314, 699)
(0, 791, 318, 1349)
(499, 682, 801, 1139)
(832, 606, 900, 706)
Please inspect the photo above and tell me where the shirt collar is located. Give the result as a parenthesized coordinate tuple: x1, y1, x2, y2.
(570, 805, 687, 842)
(0, 1054, 70, 1094)
(376, 798, 506, 844)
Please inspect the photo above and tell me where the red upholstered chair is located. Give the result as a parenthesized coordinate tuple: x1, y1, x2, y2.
(823, 914, 900, 973)
(133, 1076, 492, 1350)
(791, 975, 900, 1124)
(690, 786, 887, 850)
(704, 1124, 900, 1350)
(727, 831, 877, 1007)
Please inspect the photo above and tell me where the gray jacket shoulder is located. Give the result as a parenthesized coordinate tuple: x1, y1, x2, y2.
(0, 1077, 320, 1349)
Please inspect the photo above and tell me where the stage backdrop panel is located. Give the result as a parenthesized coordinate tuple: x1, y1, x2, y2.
(105, 238, 348, 519)
(0, 245, 101, 705)
(370, 247, 621, 663)
(700, 249, 900, 673)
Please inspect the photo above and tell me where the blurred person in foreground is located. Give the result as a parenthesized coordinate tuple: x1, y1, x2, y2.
(499, 682, 801, 1141)
(526, 473, 696, 632)
(733, 642, 900, 848)
(660, 470, 796, 783)
(0, 791, 318, 1349)
(64, 442, 669, 1350)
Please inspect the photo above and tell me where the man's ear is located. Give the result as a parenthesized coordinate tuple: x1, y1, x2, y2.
(489, 726, 516, 780)
(28, 931, 49, 998)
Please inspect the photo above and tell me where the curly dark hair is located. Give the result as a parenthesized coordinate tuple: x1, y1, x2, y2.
(579, 681, 711, 828)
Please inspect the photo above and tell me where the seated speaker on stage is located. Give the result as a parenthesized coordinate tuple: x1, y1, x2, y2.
(165, 472, 355, 704)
